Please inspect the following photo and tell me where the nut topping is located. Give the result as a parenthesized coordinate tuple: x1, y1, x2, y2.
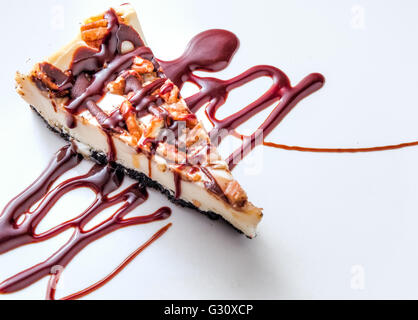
(81, 18, 108, 31)
(32, 63, 71, 97)
(120, 100, 142, 144)
(132, 57, 154, 74)
(81, 17, 109, 49)
(160, 80, 180, 104)
(107, 71, 143, 96)
(121, 41, 134, 54)
(224, 181, 248, 207)
(186, 123, 207, 147)
(106, 76, 126, 95)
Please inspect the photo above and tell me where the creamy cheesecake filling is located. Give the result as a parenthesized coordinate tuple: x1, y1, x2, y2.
(15, 4, 262, 238)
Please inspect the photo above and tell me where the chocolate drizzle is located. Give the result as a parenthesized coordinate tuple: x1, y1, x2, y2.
(200, 167, 228, 203)
(41, 9, 153, 140)
(160, 29, 418, 162)
(173, 172, 182, 199)
(158, 29, 326, 170)
(130, 78, 166, 113)
(0, 144, 171, 296)
(70, 9, 144, 77)
(39, 63, 72, 91)
(67, 46, 152, 115)
(46, 223, 172, 300)
(58, 9, 173, 167)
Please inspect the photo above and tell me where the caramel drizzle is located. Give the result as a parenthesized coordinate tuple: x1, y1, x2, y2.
(263, 140, 418, 153)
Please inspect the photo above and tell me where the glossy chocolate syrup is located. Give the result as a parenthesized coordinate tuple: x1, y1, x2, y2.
(70, 9, 144, 77)
(159, 30, 418, 161)
(44, 14, 324, 173)
(39, 63, 72, 92)
(52, 9, 155, 135)
(66, 46, 152, 115)
(46, 223, 172, 300)
(173, 172, 182, 199)
(0, 144, 171, 296)
(59, 9, 175, 165)
(158, 29, 326, 170)
(41, 13, 416, 172)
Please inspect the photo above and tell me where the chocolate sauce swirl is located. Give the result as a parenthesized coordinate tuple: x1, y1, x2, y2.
(158, 29, 326, 170)
(0, 145, 171, 296)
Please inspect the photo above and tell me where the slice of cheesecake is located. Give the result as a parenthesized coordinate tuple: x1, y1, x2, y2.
(15, 4, 262, 238)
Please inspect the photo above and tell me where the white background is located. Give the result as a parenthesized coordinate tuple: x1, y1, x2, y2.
(1, 0, 418, 300)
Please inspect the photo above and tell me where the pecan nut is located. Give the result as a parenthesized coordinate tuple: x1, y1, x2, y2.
(159, 80, 180, 104)
(81, 17, 108, 49)
(132, 57, 154, 74)
(224, 180, 248, 207)
(106, 76, 126, 95)
(32, 62, 71, 97)
(120, 100, 142, 144)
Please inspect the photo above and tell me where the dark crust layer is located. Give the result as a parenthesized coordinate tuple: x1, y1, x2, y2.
(29, 105, 247, 236)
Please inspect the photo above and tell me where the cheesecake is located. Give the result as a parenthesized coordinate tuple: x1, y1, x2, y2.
(15, 4, 263, 238)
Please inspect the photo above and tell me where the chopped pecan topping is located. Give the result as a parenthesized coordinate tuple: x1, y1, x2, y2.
(81, 18, 108, 31)
(224, 181, 248, 207)
(120, 100, 142, 144)
(107, 71, 143, 96)
(208, 161, 229, 170)
(160, 80, 180, 104)
(132, 57, 154, 74)
(81, 16, 109, 49)
(32, 63, 71, 97)
(180, 169, 202, 182)
(84, 13, 106, 25)
(186, 123, 208, 147)
(157, 143, 186, 165)
(34, 70, 59, 91)
(106, 76, 126, 95)
(143, 117, 164, 138)
(179, 113, 199, 128)
(208, 171, 248, 207)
